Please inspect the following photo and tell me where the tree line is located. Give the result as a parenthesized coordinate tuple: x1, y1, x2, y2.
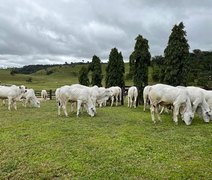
(79, 22, 211, 102)
(10, 22, 212, 95)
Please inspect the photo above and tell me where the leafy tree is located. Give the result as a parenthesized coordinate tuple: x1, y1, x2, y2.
(10, 69, 18, 76)
(188, 50, 212, 88)
(26, 77, 32, 82)
(128, 52, 135, 79)
(89, 55, 102, 87)
(78, 66, 89, 86)
(105, 48, 125, 88)
(151, 55, 165, 82)
(162, 22, 190, 86)
(129, 35, 151, 103)
(117, 52, 125, 87)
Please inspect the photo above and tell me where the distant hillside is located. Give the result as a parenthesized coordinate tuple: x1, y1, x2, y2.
(10, 62, 91, 75)
(0, 63, 136, 90)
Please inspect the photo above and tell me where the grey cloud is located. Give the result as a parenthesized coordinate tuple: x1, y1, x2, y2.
(0, 0, 211, 67)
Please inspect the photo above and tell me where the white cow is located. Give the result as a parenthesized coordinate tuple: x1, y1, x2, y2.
(128, 86, 138, 108)
(0, 85, 26, 110)
(143, 85, 152, 111)
(21, 89, 40, 108)
(108, 86, 122, 106)
(70, 84, 111, 107)
(41, 90, 48, 101)
(55, 87, 85, 114)
(143, 85, 170, 113)
(55, 88, 60, 104)
(202, 90, 212, 110)
(56, 85, 96, 117)
(202, 90, 212, 120)
(97, 87, 108, 107)
(178, 86, 212, 123)
(149, 84, 194, 125)
(96, 87, 112, 107)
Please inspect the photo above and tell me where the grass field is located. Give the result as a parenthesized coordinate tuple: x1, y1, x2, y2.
(0, 100, 211, 179)
(0, 63, 149, 90)
(0, 65, 211, 179)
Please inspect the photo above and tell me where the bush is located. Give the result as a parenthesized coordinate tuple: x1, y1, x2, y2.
(46, 70, 54, 75)
(26, 77, 32, 82)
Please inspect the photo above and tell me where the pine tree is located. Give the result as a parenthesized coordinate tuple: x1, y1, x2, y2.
(128, 53, 135, 79)
(151, 55, 165, 83)
(89, 55, 102, 87)
(105, 48, 125, 88)
(78, 66, 89, 86)
(129, 35, 151, 103)
(163, 22, 190, 86)
(118, 52, 125, 87)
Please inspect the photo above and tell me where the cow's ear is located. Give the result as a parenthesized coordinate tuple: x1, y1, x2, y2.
(25, 86, 27, 89)
(19, 86, 21, 89)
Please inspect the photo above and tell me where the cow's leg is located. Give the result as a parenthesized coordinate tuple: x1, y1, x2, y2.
(128, 96, 130, 108)
(61, 101, 68, 117)
(179, 105, 186, 121)
(173, 105, 180, 125)
(23, 98, 27, 107)
(143, 97, 146, 111)
(116, 95, 118, 106)
(111, 96, 114, 106)
(81, 103, 85, 113)
(13, 100, 17, 110)
(129, 97, 132, 108)
(155, 104, 162, 122)
(8, 98, 12, 111)
(128, 97, 132, 108)
(159, 106, 164, 114)
(70, 102, 75, 112)
(2, 99, 6, 106)
(150, 104, 156, 123)
(77, 100, 82, 117)
(133, 96, 137, 108)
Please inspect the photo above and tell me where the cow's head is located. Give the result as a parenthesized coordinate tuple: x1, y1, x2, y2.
(202, 109, 212, 123)
(183, 111, 194, 125)
(19, 85, 26, 93)
(87, 105, 96, 117)
(31, 99, 40, 108)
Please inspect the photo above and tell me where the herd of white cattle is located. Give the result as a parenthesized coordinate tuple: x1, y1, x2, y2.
(0, 83, 211, 125)
(143, 84, 212, 125)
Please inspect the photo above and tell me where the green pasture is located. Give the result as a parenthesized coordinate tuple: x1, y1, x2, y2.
(0, 99, 211, 179)
(0, 65, 211, 179)
(0, 63, 146, 90)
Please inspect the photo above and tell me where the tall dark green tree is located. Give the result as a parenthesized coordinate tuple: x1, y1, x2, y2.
(129, 35, 151, 103)
(89, 55, 102, 87)
(117, 52, 125, 87)
(151, 55, 165, 83)
(78, 66, 89, 86)
(128, 52, 135, 79)
(105, 48, 125, 88)
(163, 22, 190, 86)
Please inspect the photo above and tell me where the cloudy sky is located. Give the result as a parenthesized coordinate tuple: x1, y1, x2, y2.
(0, 0, 211, 67)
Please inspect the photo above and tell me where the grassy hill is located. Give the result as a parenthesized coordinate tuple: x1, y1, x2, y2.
(0, 63, 149, 90)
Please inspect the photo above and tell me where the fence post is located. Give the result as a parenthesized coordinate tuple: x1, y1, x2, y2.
(49, 89, 52, 100)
